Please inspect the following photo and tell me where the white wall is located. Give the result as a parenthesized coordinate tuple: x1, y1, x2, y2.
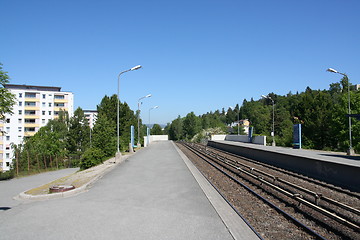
(144, 135, 169, 147)
(210, 135, 226, 141)
(211, 134, 267, 146)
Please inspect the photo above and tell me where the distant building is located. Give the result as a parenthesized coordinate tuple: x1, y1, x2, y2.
(230, 119, 250, 134)
(83, 110, 97, 129)
(0, 84, 74, 171)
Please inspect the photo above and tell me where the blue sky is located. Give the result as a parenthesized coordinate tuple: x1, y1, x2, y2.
(1, 0, 359, 124)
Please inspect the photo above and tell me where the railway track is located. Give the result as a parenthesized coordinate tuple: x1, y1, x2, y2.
(177, 141, 360, 240)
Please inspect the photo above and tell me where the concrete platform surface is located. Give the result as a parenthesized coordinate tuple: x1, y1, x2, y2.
(212, 140, 360, 167)
(0, 141, 259, 240)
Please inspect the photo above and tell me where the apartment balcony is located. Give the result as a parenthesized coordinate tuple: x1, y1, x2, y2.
(54, 99, 68, 104)
(24, 123, 40, 128)
(54, 107, 68, 112)
(24, 115, 40, 119)
(24, 106, 40, 111)
(24, 97, 40, 102)
(24, 132, 36, 137)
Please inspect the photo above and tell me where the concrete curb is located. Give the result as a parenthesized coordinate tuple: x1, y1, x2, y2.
(16, 154, 132, 201)
(172, 141, 261, 240)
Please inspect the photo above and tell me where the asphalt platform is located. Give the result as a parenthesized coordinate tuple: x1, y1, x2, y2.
(0, 141, 259, 240)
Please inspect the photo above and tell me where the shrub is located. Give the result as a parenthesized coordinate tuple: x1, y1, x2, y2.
(0, 169, 15, 180)
(79, 148, 105, 170)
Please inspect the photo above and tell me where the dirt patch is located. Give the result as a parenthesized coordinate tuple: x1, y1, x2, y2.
(24, 155, 130, 196)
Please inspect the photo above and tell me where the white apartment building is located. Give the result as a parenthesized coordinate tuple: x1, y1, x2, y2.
(0, 84, 74, 171)
(83, 110, 97, 129)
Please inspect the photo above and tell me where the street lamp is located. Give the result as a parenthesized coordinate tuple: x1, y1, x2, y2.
(116, 65, 142, 161)
(261, 95, 275, 146)
(137, 94, 152, 147)
(229, 106, 240, 135)
(147, 106, 159, 146)
(327, 68, 354, 155)
(149, 106, 159, 125)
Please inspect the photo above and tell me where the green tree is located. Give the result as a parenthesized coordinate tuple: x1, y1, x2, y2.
(168, 116, 183, 140)
(67, 107, 90, 155)
(92, 114, 116, 157)
(183, 112, 201, 140)
(0, 63, 16, 120)
(151, 124, 163, 135)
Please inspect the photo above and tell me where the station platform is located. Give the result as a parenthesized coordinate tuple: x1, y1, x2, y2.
(0, 141, 260, 240)
(208, 140, 360, 192)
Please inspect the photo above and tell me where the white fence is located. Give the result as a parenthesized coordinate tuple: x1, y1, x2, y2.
(211, 134, 267, 146)
(144, 135, 169, 147)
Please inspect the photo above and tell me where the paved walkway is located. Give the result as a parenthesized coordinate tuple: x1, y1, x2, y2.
(0, 168, 79, 208)
(0, 141, 259, 240)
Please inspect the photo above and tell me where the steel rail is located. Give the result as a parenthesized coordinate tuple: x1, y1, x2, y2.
(204, 147, 360, 216)
(181, 142, 327, 240)
(207, 145, 360, 199)
(192, 143, 360, 232)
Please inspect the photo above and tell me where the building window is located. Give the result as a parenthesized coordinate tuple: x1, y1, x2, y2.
(25, 93, 36, 98)
(25, 119, 36, 123)
(19, 101, 22, 106)
(49, 111, 52, 115)
(6, 118, 10, 123)
(19, 110, 22, 115)
(25, 110, 35, 115)
(24, 127, 36, 132)
(18, 127, 22, 132)
(6, 146, 10, 150)
(19, 93, 22, 98)
(6, 162, 10, 167)
(42, 111, 45, 115)
(42, 119, 46, 124)
(18, 118, 22, 123)
(42, 102, 46, 107)
(42, 94, 46, 99)
(49, 103, 52, 107)
(6, 136, 10, 141)
(25, 102, 36, 106)
(6, 127, 10, 133)
(54, 95, 65, 99)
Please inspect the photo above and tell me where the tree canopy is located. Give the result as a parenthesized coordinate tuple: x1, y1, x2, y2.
(0, 63, 16, 120)
(167, 78, 360, 153)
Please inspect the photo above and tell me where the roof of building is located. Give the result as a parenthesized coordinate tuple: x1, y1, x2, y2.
(4, 84, 62, 92)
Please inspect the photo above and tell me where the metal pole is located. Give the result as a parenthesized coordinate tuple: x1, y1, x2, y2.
(272, 99, 275, 146)
(326, 68, 353, 155)
(345, 74, 353, 154)
(237, 105, 240, 135)
(137, 101, 141, 147)
(117, 73, 121, 154)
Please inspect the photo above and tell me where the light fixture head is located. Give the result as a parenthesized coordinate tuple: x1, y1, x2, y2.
(145, 94, 152, 98)
(131, 65, 142, 71)
(327, 68, 338, 74)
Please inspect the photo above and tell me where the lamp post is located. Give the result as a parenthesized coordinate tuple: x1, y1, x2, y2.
(262, 95, 275, 146)
(229, 106, 240, 135)
(116, 65, 142, 161)
(327, 68, 354, 155)
(137, 94, 152, 147)
(149, 106, 159, 125)
(147, 106, 159, 146)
